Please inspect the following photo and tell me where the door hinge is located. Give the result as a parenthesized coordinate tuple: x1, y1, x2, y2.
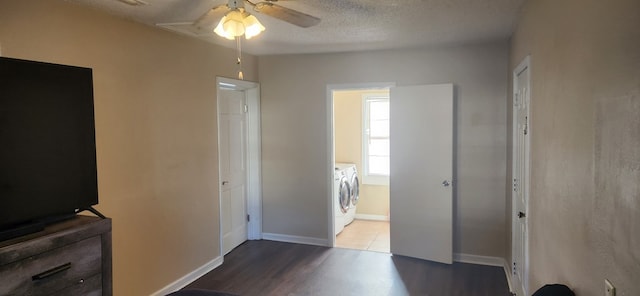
(513, 178, 518, 192)
(247, 214, 250, 222)
(244, 104, 248, 113)
(524, 116, 528, 135)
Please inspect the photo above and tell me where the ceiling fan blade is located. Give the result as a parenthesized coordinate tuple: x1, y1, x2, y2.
(193, 4, 229, 31)
(157, 4, 229, 37)
(116, 0, 147, 5)
(254, 2, 320, 28)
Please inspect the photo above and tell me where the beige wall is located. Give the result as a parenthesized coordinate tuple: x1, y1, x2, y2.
(0, 0, 258, 294)
(334, 89, 389, 217)
(259, 41, 509, 258)
(508, 0, 640, 294)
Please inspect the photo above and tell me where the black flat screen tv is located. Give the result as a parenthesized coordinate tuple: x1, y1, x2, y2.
(0, 57, 98, 241)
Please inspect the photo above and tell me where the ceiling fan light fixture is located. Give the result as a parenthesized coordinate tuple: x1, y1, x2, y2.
(213, 22, 234, 40)
(214, 9, 265, 40)
(214, 10, 244, 39)
(243, 15, 266, 39)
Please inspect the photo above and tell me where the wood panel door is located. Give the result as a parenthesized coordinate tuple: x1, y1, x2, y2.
(218, 88, 248, 255)
(512, 57, 530, 296)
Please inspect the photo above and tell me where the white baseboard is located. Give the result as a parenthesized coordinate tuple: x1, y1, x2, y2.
(150, 256, 224, 296)
(262, 233, 328, 247)
(453, 252, 506, 267)
(354, 214, 389, 221)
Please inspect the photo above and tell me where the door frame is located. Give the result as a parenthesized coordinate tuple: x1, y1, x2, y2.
(326, 82, 395, 247)
(216, 76, 262, 258)
(511, 56, 531, 296)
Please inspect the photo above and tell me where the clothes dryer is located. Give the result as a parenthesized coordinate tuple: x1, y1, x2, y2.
(334, 167, 350, 235)
(336, 163, 359, 225)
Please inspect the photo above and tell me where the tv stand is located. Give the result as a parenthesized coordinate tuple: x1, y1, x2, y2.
(0, 215, 112, 295)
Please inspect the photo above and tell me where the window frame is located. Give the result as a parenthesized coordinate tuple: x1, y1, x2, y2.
(362, 94, 390, 186)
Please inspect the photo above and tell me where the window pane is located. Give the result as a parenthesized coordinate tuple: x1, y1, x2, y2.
(369, 139, 389, 156)
(364, 96, 390, 179)
(370, 101, 389, 121)
(369, 156, 389, 175)
(370, 119, 389, 137)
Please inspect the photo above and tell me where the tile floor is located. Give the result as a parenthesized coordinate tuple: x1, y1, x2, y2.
(335, 219, 390, 253)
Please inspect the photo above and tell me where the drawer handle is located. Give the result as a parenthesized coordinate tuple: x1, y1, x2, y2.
(32, 262, 72, 281)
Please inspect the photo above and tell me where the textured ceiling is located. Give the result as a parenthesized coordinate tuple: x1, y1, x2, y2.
(67, 0, 525, 55)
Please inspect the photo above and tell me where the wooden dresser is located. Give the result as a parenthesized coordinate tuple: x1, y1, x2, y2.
(0, 215, 112, 296)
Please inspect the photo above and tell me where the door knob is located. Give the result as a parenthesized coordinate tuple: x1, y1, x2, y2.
(518, 211, 526, 218)
(442, 180, 451, 187)
(222, 181, 229, 185)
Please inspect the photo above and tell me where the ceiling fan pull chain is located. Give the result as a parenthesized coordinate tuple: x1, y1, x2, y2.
(236, 36, 244, 80)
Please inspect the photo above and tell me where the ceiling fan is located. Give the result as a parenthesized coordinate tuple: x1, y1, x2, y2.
(158, 0, 320, 38)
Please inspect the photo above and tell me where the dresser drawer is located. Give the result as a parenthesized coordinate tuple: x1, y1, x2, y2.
(49, 273, 102, 296)
(0, 236, 102, 295)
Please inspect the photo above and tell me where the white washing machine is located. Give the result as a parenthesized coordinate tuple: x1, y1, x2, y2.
(334, 167, 350, 235)
(336, 163, 359, 225)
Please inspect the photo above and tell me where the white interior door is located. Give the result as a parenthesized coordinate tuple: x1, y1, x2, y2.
(389, 84, 453, 264)
(219, 88, 248, 255)
(512, 57, 530, 296)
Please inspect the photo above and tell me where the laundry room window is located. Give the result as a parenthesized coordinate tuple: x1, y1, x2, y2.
(362, 95, 390, 185)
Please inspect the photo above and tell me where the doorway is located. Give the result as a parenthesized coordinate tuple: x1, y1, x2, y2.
(329, 84, 393, 253)
(216, 77, 262, 256)
(327, 82, 455, 265)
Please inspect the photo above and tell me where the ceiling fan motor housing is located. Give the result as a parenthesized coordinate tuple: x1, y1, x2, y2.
(228, 0, 244, 9)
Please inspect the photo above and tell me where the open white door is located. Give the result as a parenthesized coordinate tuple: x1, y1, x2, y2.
(389, 83, 453, 264)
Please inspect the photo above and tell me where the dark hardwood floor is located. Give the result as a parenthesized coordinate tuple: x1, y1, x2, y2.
(184, 240, 511, 296)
